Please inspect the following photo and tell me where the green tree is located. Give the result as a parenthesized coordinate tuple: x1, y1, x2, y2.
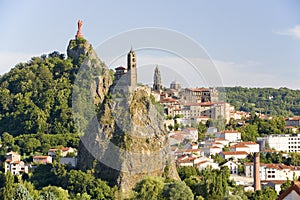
(239, 124, 259, 142)
(177, 166, 199, 180)
(3, 172, 14, 200)
(279, 179, 291, 195)
(13, 183, 32, 200)
(162, 181, 194, 200)
(197, 122, 207, 141)
(30, 164, 57, 189)
(66, 170, 112, 199)
(199, 166, 230, 199)
(183, 176, 202, 198)
(74, 193, 91, 200)
(252, 186, 277, 200)
(227, 118, 238, 130)
(132, 176, 165, 200)
(1, 132, 14, 150)
(22, 181, 39, 200)
(40, 186, 68, 200)
(210, 116, 226, 132)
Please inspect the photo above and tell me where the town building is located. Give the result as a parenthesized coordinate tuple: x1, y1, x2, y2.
(220, 151, 248, 160)
(230, 142, 259, 154)
(170, 81, 181, 90)
(48, 147, 77, 157)
(4, 152, 28, 175)
(257, 134, 300, 152)
(244, 162, 300, 182)
(33, 156, 52, 164)
(214, 130, 241, 143)
(182, 128, 198, 142)
(195, 158, 219, 171)
(221, 160, 239, 174)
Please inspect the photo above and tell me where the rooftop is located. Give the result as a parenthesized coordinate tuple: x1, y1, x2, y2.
(221, 151, 248, 155)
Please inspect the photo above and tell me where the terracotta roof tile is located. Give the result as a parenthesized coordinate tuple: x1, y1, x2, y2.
(221, 151, 248, 155)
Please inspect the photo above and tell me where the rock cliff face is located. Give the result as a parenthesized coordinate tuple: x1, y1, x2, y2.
(67, 38, 112, 104)
(71, 38, 179, 192)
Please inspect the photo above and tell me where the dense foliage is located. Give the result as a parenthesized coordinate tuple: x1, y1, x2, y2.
(225, 87, 300, 116)
(0, 52, 79, 136)
(0, 167, 113, 200)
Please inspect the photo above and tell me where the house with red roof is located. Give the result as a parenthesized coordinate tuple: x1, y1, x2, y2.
(4, 152, 28, 175)
(33, 156, 52, 164)
(230, 141, 259, 153)
(215, 130, 241, 143)
(220, 151, 248, 160)
(195, 159, 219, 171)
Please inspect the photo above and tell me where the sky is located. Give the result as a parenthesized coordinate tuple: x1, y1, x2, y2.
(0, 1, 300, 89)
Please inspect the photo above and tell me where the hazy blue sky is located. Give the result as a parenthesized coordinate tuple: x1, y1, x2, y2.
(0, 1, 300, 89)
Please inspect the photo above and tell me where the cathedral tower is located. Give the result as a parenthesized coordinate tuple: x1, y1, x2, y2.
(127, 48, 137, 89)
(153, 65, 162, 92)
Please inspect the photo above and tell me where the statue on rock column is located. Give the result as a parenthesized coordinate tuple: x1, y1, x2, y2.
(76, 20, 83, 39)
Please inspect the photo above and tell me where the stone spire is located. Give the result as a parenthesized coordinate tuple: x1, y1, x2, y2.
(153, 65, 162, 92)
(75, 20, 83, 39)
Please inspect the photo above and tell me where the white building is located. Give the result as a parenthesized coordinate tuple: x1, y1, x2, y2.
(203, 146, 222, 156)
(230, 142, 259, 154)
(176, 155, 203, 167)
(215, 130, 241, 143)
(196, 159, 219, 171)
(220, 151, 248, 160)
(244, 162, 300, 182)
(257, 134, 300, 153)
(182, 128, 198, 142)
(221, 160, 239, 174)
(244, 162, 267, 181)
(4, 152, 28, 175)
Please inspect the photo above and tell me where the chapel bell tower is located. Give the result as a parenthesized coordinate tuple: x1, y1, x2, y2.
(127, 48, 137, 88)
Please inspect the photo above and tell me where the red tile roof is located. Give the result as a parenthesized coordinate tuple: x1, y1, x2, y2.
(265, 163, 292, 170)
(33, 156, 49, 159)
(220, 130, 239, 134)
(230, 144, 249, 148)
(221, 151, 248, 155)
(159, 98, 178, 103)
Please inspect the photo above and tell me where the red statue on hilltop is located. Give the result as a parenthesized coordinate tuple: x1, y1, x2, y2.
(76, 20, 83, 39)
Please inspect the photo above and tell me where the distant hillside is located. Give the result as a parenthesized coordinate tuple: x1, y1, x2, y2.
(224, 86, 300, 116)
(0, 51, 79, 136)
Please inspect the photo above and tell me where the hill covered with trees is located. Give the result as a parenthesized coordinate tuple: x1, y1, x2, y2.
(224, 86, 300, 116)
(0, 51, 80, 136)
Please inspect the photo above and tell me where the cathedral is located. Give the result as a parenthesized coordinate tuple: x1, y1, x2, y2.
(153, 65, 162, 92)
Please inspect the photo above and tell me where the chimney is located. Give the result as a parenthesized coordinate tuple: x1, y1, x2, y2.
(254, 152, 261, 190)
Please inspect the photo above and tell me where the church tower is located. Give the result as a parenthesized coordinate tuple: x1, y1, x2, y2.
(127, 48, 137, 89)
(153, 65, 162, 92)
